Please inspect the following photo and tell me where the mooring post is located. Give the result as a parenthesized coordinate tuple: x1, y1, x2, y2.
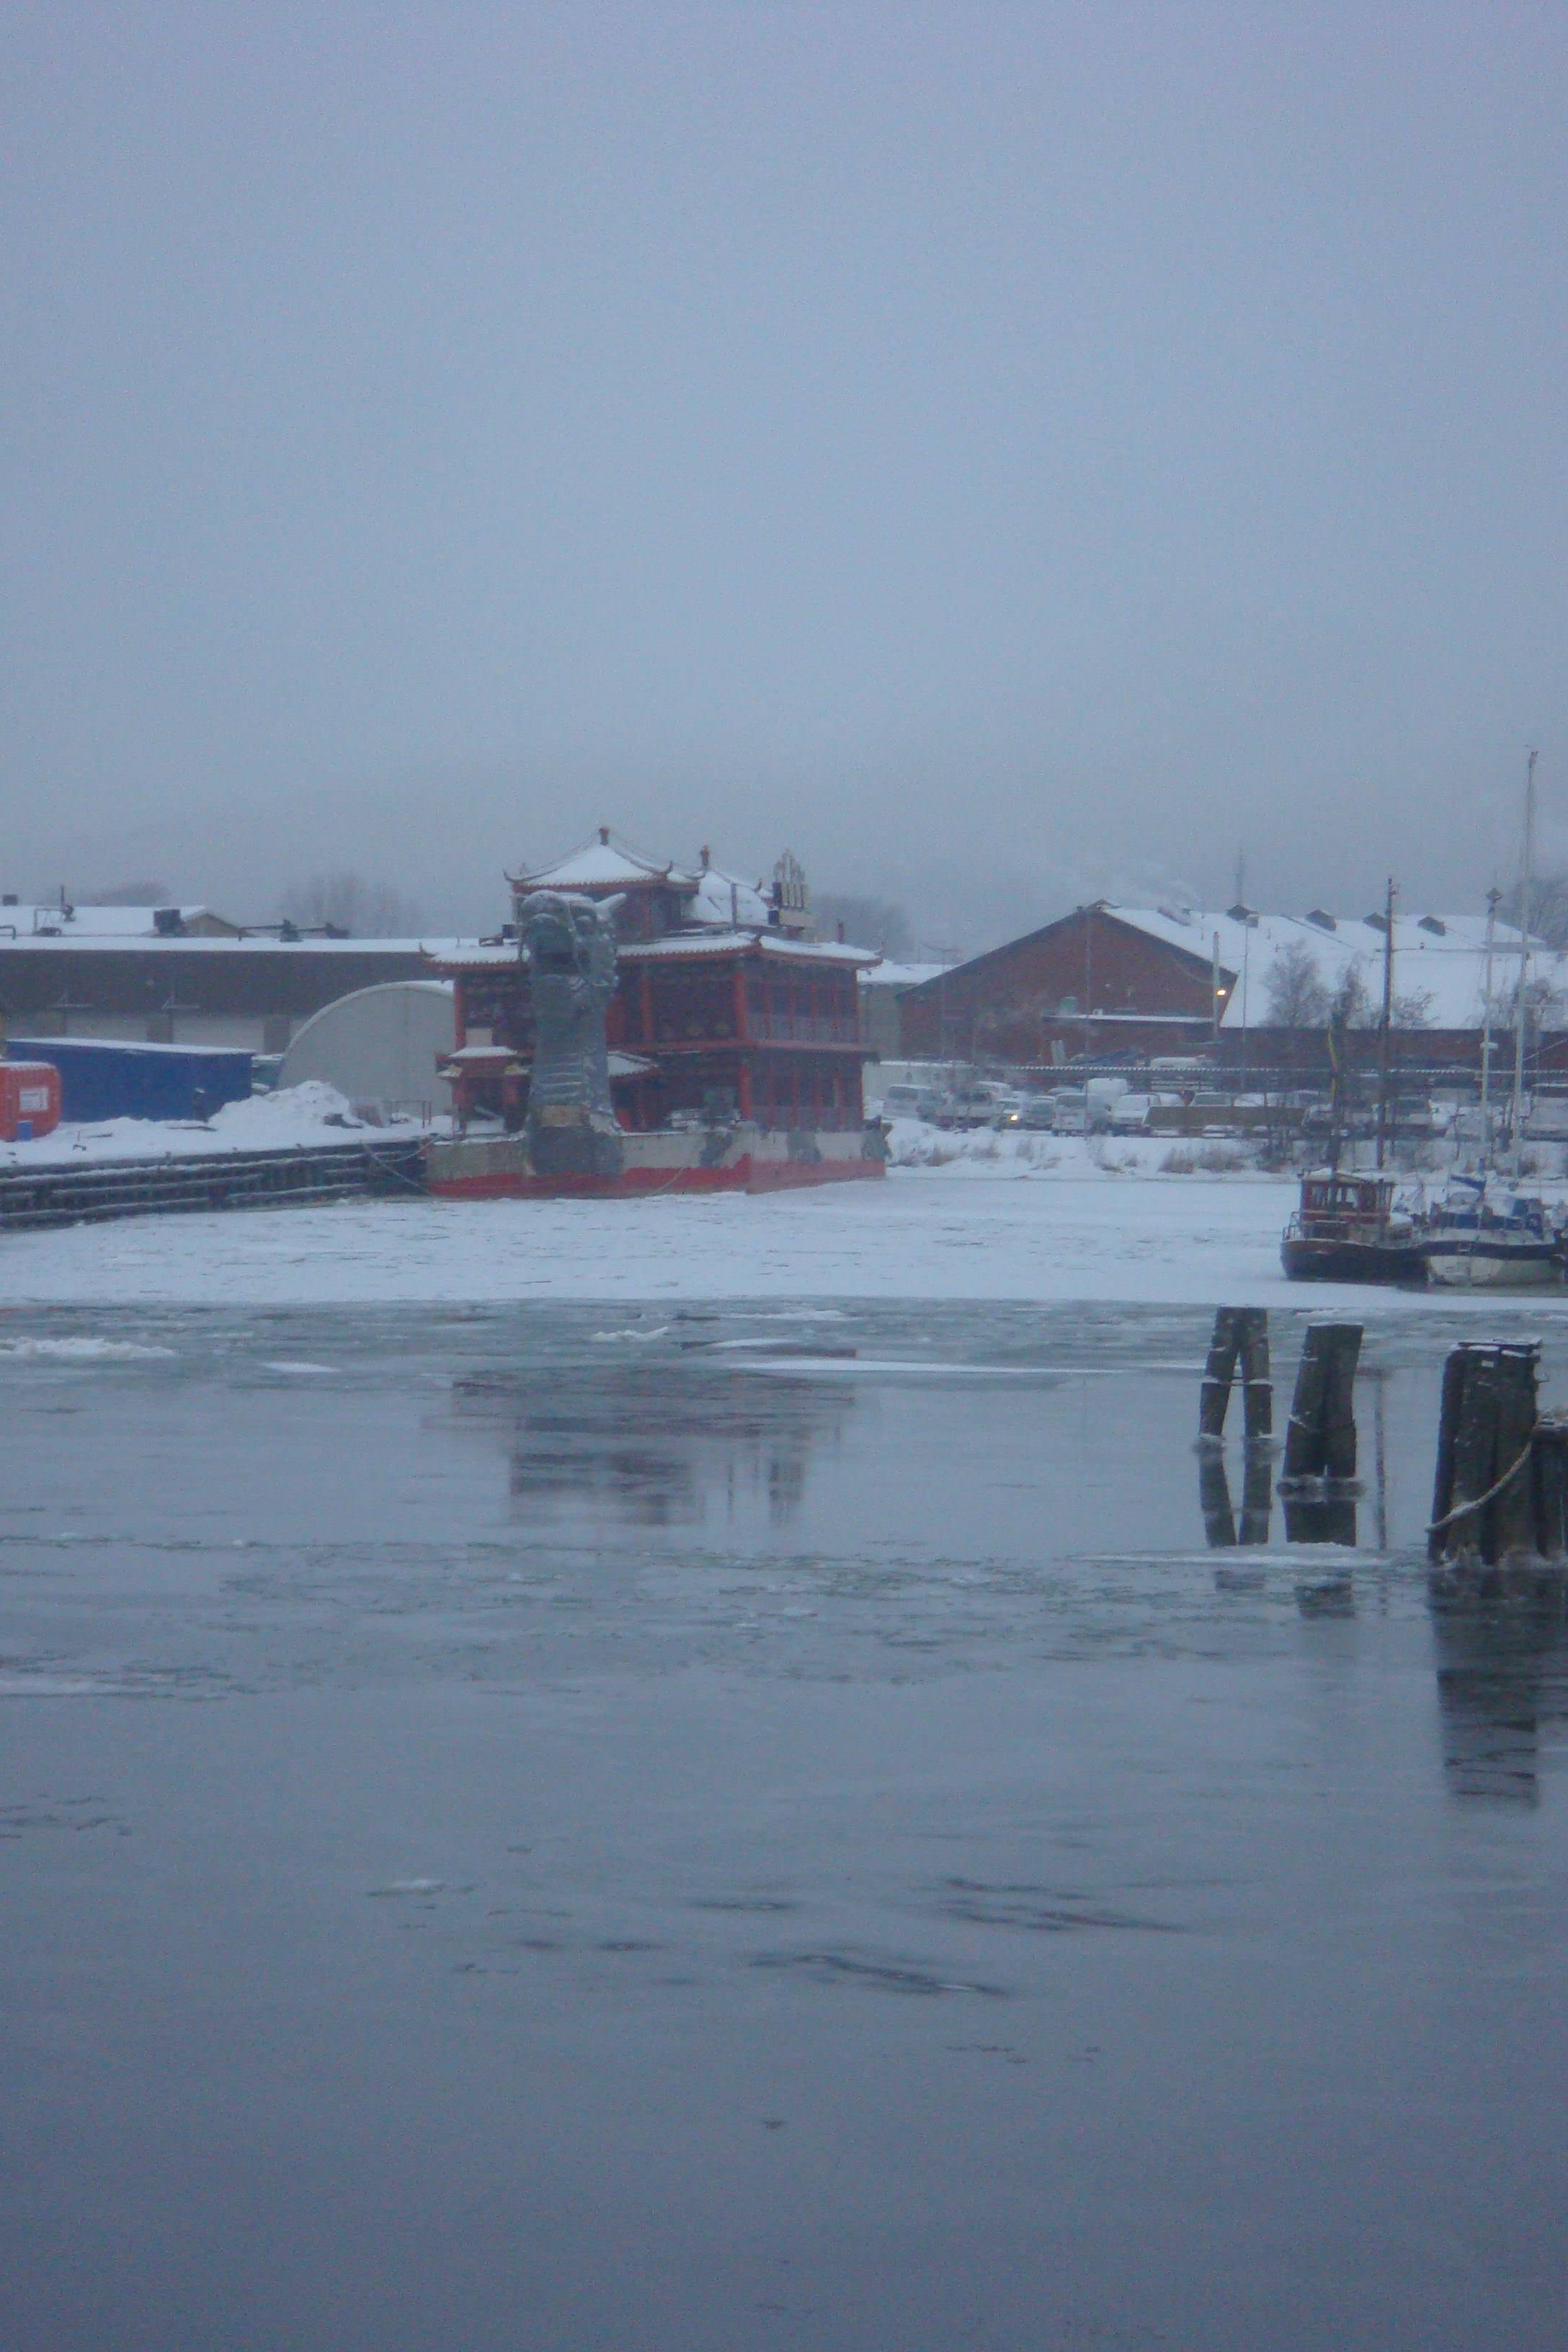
(1201, 1307, 1273, 1446)
(1532, 1415, 1568, 1559)
(1321, 1324, 1363, 1482)
(1446, 1347, 1501, 1559)
(1239, 1309, 1273, 1443)
(1199, 1309, 1244, 1441)
(1430, 1342, 1541, 1564)
(1282, 1322, 1362, 1482)
(1492, 1345, 1541, 1559)
(1428, 1344, 1476, 1558)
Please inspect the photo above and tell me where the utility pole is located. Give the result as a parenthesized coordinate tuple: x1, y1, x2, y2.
(1512, 747, 1539, 1180)
(1376, 875, 1396, 1172)
(1479, 883, 1500, 1163)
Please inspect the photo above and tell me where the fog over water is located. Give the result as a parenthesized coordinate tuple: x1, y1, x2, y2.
(5, 4, 1567, 943)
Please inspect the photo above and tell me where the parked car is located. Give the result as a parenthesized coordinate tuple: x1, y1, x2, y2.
(935, 1082, 1023, 1130)
(879, 1082, 945, 1123)
(1011, 1093, 1059, 1130)
(1107, 1091, 1184, 1135)
(1049, 1087, 1090, 1136)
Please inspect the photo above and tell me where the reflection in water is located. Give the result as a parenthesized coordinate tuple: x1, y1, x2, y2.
(448, 1363, 856, 1530)
(1198, 1448, 1272, 1547)
(1428, 1567, 1568, 1805)
(1295, 1570, 1355, 1616)
(1281, 1487, 1358, 1548)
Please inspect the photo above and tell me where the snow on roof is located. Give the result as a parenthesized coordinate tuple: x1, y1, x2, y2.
(0, 932, 474, 956)
(509, 830, 698, 892)
(1100, 904, 1554, 1030)
(622, 930, 878, 966)
(7, 1033, 254, 1059)
(688, 866, 772, 927)
(429, 943, 517, 969)
(1, 904, 223, 937)
(858, 960, 954, 989)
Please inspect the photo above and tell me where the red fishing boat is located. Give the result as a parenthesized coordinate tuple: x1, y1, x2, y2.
(1280, 1172, 1427, 1284)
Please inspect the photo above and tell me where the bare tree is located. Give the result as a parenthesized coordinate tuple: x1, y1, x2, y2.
(280, 873, 422, 937)
(1391, 986, 1434, 1028)
(1265, 940, 1330, 1028)
(811, 893, 914, 958)
(1328, 958, 1374, 1029)
(1502, 874, 1568, 948)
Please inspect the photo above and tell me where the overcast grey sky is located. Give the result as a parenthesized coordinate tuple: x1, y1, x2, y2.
(4, 2, 1566, 945)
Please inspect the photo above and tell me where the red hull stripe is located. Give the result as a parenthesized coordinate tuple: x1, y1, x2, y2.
(428, 1157, 886, 1200)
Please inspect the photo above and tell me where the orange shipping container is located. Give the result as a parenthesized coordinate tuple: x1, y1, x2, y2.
(0, 1060, 63, 1141)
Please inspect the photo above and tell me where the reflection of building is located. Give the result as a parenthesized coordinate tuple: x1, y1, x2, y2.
(1429, 1572, 1568, 1804)
(448, 1360, 857, 1532)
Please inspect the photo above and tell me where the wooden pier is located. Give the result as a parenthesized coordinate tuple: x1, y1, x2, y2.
(0, 1139, 426, 1232)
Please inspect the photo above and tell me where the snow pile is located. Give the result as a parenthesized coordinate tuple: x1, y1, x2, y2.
(883, 1120, 1269, 1180)
(1, 1082, 442, 1169)
(205, 1079, 364, 1144)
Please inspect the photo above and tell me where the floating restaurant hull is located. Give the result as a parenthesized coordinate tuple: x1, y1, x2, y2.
(428, 830, 888, 1200)
(425, 1125, 887, 1198)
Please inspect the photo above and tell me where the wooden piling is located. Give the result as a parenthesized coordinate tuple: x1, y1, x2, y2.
(1321, 1324, 1362, 1482)
(1493, 1347, 1541, 1559)
(1199, 1308, 1272, 1444)
(1241, 1311, 1273, 1443)
(1532, 1415, 1568, 1559)
(1282, 1322, 1362, 1483)
(1448, 1348, 1502, 1558)
(1429, 1344, 1476, 1554)
(1429, 1340, 1543, 1564)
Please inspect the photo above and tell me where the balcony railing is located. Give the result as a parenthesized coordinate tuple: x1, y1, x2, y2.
(745, 1014, 862, 1045)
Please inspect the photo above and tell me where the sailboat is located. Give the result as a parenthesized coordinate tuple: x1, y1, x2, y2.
(1282, 883, 1429, 1283)
(1422, 749, 1565, 1288)
(1422, 1170, 1560, 1287)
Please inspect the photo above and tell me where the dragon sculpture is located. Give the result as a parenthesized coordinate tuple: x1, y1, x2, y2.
(517, 888, 625, 1179)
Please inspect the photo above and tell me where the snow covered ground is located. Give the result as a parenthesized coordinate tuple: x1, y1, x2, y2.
(883, 1118, 1272, 1177)
(9, 1163, 1568, 1314)
(0, 1080, 437, 1167)
(6, 1092, 1568, 1313)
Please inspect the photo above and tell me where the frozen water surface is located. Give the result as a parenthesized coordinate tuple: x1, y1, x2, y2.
(3, 1299, 1567, 2351)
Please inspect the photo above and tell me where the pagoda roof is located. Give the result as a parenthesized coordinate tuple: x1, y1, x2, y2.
(507, 828, 698, 894)
(622, 929, 878, 967)
(688, 865, 771, 928)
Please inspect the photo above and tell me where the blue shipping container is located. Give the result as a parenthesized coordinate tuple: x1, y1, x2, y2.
(5, 1037, 254, 1124)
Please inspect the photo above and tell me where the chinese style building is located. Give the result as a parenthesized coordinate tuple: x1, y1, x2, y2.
(424, 831, 886, 1195)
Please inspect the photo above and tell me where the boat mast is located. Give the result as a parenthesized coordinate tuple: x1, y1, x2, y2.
(1511, 747, 1538, 1180)
(1479, 883, 1500, 1164)
(1376, 875, 1395, 1171)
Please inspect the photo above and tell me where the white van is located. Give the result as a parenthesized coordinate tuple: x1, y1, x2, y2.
(880, 1082, 945, 1123)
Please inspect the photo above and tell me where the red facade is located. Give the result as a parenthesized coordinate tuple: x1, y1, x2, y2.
(437, 936, 873, 1133)
(898, 906, 1219, 1061)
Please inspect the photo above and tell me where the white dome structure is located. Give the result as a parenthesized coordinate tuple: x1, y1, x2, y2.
(279, 981, 455, 1115)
